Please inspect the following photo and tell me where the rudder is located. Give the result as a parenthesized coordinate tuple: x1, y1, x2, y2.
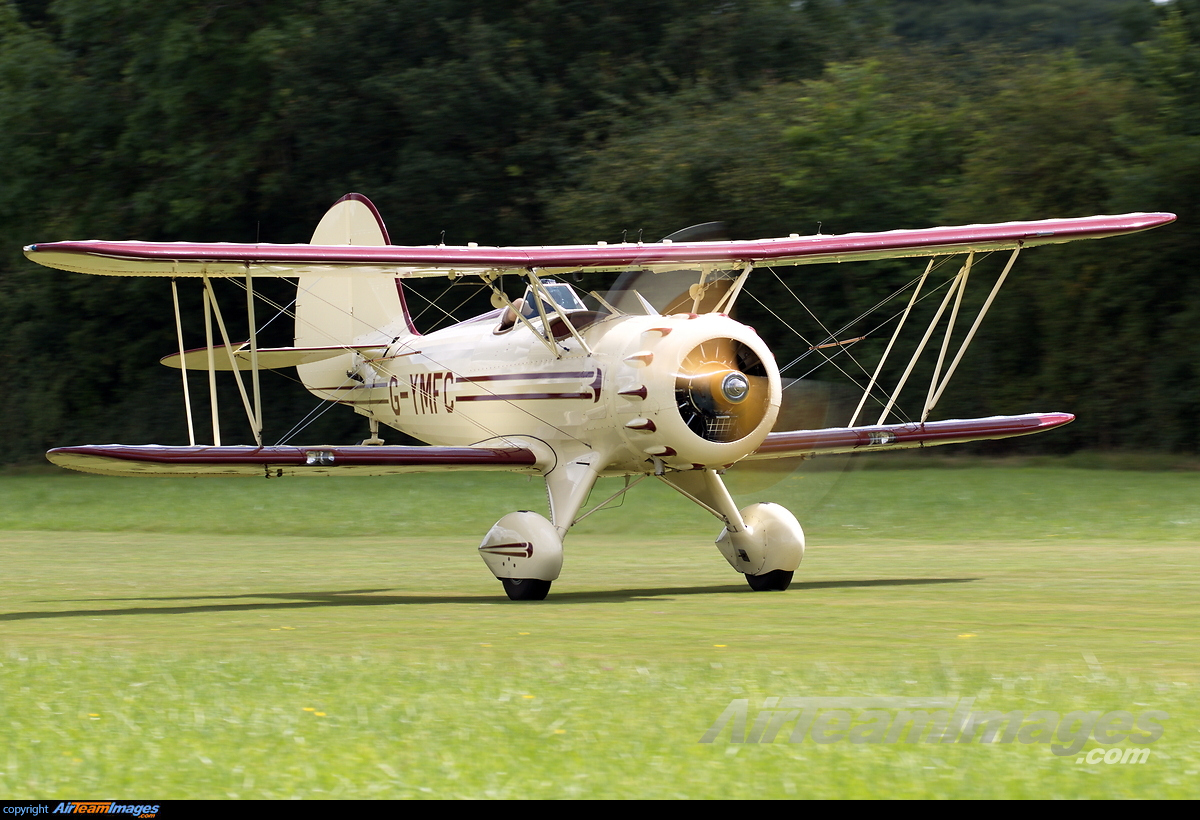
(294, 194, 416, 398)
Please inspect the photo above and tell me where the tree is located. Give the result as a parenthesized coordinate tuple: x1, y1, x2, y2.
(939, 56, 1194, 450)
(544, 56, 970, 391)
(0, 0, 883, 461)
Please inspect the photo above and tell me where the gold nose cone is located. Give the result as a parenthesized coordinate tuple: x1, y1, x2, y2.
(675, 339, 770, 443)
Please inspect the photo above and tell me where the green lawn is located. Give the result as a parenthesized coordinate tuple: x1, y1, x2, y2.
(0, 466, 1197, 798)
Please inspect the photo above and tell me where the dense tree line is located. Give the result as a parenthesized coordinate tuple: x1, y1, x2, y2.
(0, 0, 1196, 459)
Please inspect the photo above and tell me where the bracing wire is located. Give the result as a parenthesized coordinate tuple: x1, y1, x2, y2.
(761, 253, 989, 423)
(218, 276, 591, 448)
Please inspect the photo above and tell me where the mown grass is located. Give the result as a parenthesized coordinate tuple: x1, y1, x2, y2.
(3, 654, 1194, 799)
(0, 466, 1197, 798)
(0, 463, 1196, 542)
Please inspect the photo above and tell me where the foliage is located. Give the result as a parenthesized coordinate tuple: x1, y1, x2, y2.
(545, 56, 967, 241)
(886, 0, 1161, 54)
(0, 0, 877, 458)
(1, 0, 1198, 458)
(547, 27, 1200, 451)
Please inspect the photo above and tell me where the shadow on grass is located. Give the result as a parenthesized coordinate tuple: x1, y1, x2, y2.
(5, 578, 977, 620)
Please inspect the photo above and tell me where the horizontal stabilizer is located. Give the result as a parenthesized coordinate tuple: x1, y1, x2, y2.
(47, 443, 539, 477)
(160, 344, 387, 371)
(744, 412, 1074, 460)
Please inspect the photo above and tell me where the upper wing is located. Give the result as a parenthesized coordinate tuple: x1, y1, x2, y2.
(47, 444, 540, 477)
(741, 413, 1074, 461)
(24, 213, 1174, 279)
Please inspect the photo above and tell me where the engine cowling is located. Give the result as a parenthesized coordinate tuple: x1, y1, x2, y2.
(608, 313, 781, 469)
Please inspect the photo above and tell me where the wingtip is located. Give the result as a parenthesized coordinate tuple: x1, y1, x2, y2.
(1038, 412, 1076, 429)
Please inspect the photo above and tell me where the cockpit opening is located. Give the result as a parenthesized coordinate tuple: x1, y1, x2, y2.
(521, 281, 586, 319)
(497, 279, 589, 332)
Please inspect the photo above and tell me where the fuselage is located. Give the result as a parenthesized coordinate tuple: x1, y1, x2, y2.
(318, 307, 782, 476)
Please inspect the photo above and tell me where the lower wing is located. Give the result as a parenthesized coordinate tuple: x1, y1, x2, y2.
(745, 413, 1073, 460)
(47, 444, 539, 477)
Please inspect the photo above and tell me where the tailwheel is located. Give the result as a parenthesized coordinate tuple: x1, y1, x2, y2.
(745, 569, 794, 591)
(501, 578, 552, 601)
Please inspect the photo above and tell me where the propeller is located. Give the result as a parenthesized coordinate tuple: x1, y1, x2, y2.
(602, 220, 861, 500)
(659, 221, 728, 243)
(602, 222, 733, 315)
(674, 338, 772, 443)
(723, 378, 863, 497)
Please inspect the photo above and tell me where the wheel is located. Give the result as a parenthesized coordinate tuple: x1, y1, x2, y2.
(501, 577, 552, 601)
(745, 569, 794, 591)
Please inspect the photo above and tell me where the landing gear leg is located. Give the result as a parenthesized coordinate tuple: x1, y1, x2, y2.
(361, 417, 384, 446)
(477, 447, 606, 601)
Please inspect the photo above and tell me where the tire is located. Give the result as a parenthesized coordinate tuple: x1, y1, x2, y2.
(745, 569, 794, 591)
(501, 577, 552, 601)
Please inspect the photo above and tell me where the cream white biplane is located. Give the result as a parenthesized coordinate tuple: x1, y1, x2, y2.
(24, 196, 1175, 599)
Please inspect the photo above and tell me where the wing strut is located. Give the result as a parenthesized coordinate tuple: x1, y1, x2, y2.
(864, 246, 1022, 425)
(202, 275, 262, 446)
(711, 261, 753, 314)
(486, 279, 561, 357)
(847, 259, 933, 427)
(921, 246, 1021, 420)
(485, 271, 597, 358)
(587, 290, 624, 316)
(523, 270, 557, 352)
(871, 252, 965, 424)
(690, 266, 711, 313)
(203, 280, 221, 445)
(924, 250, 973, 418)
(526, 271, 593, 355)
(170, 278, 196, 446)
(244, 268, 263, 438)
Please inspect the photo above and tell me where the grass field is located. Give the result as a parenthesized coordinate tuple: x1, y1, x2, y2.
(0, 463, 1197, 798)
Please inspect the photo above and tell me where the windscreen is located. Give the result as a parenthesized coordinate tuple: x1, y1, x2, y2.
(520, 283, 586, 319)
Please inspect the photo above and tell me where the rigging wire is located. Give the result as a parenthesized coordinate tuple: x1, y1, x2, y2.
(767, 266, 877, 379)
(772, 254, 962, 375)
(200, 250, 997, 448)
(403, 279, 479, 328)
(763, 253, 985, 423)
(741, 289, 879, 403)
(218, 276, 591, 448)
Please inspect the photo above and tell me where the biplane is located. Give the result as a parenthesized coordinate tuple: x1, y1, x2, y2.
(24, 196, 1175, 599)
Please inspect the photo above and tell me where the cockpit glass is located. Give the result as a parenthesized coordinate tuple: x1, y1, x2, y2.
(520, 283, 585, 319)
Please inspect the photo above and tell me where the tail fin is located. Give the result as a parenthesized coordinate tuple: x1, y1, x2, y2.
(294, 194, 416, 398)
